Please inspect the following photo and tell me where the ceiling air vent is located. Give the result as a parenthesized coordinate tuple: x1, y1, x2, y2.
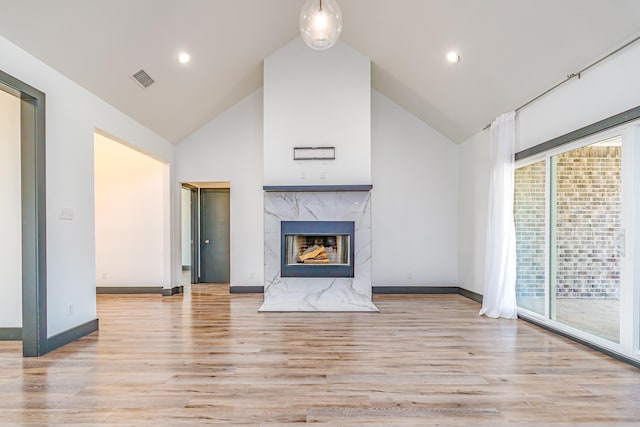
(131, 69, 154, 89)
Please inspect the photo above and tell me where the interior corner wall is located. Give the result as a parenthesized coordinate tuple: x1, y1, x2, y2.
(457, 131, 490, 295)
(457, 41, 640, 295)
(371, 90, 459, 286)
(176, 89, 264, 288)
(0, 89, 21, 327)
(0, 34, 175, 337)
(95, 133, 165, 287)
(263, 39, 371, 185)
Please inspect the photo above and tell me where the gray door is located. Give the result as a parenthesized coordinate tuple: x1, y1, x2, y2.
(200, 189, 230, 283)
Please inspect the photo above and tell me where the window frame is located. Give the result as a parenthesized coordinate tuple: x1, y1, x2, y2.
(515, 119, 640, 360)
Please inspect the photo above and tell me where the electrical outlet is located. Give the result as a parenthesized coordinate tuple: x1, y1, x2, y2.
(66, 303, 73, 316)
(101, 272, 107, 280)
(407, 272, 413, 280)
(249, 272, 255, 280)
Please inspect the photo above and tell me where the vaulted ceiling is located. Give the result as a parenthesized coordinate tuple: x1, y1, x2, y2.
(0, 0, 639, 144)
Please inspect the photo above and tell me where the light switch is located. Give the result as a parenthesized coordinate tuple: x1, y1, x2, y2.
(59, 207, 74, 220)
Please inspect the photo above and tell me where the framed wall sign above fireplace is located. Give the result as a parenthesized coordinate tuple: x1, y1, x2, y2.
(293, 146, 336, 160)
(281, 221, 355, 278)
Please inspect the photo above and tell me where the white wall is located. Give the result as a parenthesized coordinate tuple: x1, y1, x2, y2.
(181, 187, 191, 267)
(518, 42, 640, 152)
(457, 131, 490, 294)
(263, 39, 371, 185)
(176, 90, 264, 288)
(457, 41, 640, 295)
(176, 87, 460, 288)
(372, 91, 459, 286)
(0, 34, 175, 337)
(95, 133, 165, 287)
(0, 89, 21, 327)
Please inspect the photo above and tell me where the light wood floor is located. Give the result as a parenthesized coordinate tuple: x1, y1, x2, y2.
(2, 285, 640, 426)
(518, 297, 620, 342)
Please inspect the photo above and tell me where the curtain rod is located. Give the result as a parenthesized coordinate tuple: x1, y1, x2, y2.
(482, 33, 640, 131)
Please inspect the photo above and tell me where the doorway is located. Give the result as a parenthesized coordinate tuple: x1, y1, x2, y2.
(94, 132, 166, 293)
(180, 186, 198, 285)
(549, 136, 622, 343)
(515, 120, 638, 357)
(0, 70, 47, 356)
(181, 183, 230, 285)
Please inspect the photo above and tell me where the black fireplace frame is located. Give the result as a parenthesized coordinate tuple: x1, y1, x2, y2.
(280, 221, 355, 278)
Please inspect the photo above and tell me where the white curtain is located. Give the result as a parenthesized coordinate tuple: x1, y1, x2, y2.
(480, 111, 518, 319)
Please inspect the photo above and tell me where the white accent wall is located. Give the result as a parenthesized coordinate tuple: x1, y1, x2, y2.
(458, 41, 640, 294)
(0, 34, 175, 337)
(518, 42, 640, 152)
(94, 133, 166, 287)
(263, 39, 371, 185)
(0, 89, 21, 327)
(176, 90, 264, 288)
(372, 91, 459, 287)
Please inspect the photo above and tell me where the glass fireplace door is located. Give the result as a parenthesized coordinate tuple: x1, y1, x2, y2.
(280, 221, 355, 278)
(285, 234, 350, 266)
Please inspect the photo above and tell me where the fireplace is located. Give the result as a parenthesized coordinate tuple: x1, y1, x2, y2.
(261, 187, 377, 312)
(281, 221, 354, 278)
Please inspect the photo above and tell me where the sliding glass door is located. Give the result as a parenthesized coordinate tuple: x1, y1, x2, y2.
(515, 123, 637, 355)
(550, 137, 622, 343)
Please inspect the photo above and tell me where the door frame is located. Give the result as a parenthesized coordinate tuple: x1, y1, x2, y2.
(515, 106, 640, 366)
(0, 69, 48, 357)
(189, 186, 199, 284)
(180, 184, 200, 284)
(517, 127, 631, 351)
(545, 127, 627, 348)
(181, 182, 231, 284)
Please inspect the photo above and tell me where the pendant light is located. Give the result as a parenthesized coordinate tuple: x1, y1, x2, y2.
(299, 0, 342, 50)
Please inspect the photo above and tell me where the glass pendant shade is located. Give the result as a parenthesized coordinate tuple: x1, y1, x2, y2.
(299, 0, 342, 50)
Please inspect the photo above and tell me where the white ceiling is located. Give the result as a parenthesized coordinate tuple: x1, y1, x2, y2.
(0, 0, 639, 144)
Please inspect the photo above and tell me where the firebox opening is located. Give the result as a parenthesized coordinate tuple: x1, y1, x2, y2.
(280, 221, 355, 278)
(285, 234, 350, 266)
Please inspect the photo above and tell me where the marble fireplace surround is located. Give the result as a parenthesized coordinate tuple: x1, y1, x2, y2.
(260, 185, 379, 312)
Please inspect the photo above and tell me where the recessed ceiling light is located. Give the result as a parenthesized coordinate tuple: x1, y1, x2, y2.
(178, 52, 191, 64)
(446, 51, 460, 63)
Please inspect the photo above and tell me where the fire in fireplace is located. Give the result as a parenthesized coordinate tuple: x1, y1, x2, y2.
(280, 221, 355, 278)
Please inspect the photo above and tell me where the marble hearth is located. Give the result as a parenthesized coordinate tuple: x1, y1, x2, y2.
(260, 186, 378, 312)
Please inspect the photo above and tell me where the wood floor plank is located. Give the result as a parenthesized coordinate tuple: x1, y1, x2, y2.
(1, 285, 640, 425)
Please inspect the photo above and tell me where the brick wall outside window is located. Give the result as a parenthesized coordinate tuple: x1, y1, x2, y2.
(515, 161, 546, 299)
(514, 145, 621, 300)
(554, 145, 621, 299)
